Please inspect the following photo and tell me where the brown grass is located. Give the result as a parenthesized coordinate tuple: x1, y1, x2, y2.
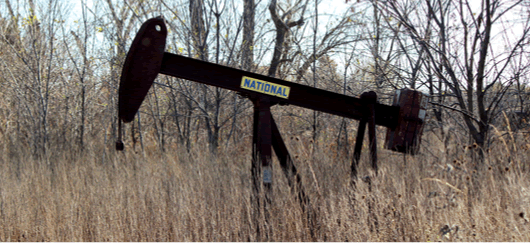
(0, 128, 529, 241)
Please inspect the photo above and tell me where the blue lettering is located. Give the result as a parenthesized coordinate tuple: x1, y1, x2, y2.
(270, 85, 277, 94)
(282, 88, 287, 97)
(277, 87, 283, 96)
(244, 79, 251, 87)
(256, 81, 262, 90)
(264, 84, 271, 92)
(250, 80, 256, 89)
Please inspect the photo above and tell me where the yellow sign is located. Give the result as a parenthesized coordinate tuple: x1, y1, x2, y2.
(240, 76, 290, 99)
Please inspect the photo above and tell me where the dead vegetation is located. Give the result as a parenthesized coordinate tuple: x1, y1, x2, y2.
(0, 125, 529, 241)
(1, 0, 530, 241)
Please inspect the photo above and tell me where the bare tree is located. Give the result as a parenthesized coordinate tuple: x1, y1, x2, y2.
(267, 0, 306, 78)
(0, 0, 70, 156)
(62, 0, 95, 149)
(241, 0, 255, 71)
(96, 0, 140, 147)
(159, 0, 255, 153)
(376, 0, 530, 155)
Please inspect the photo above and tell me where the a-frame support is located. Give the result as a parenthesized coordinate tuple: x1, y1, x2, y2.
(250, 96, 314, 240)
(351, 91, 379, 182)
(251, 96, 310, 204)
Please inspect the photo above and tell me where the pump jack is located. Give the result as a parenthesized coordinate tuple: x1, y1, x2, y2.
(116, 17, 427, 238)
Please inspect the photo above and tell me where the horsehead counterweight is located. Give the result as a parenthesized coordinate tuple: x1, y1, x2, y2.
(116, 17, 427, 188)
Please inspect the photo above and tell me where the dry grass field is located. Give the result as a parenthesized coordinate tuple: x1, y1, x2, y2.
(2, 0, 530, 241)
(0, 125, 529, 241)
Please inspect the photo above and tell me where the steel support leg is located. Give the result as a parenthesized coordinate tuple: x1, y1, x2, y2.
(270, 116, 308, 206)
(351, 118, 367, 181)
(366, 92, 378, 173)
(251, 97, 272, 240)
(270, 116, 316, 238)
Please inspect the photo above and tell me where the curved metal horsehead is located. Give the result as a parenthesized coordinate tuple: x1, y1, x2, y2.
(118, 17, 167, 123)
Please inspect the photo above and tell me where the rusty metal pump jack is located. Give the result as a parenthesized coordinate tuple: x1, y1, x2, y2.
(116, 17, 427, 212)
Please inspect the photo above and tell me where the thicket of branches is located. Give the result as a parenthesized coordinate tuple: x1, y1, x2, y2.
(1, 0, 529, 161)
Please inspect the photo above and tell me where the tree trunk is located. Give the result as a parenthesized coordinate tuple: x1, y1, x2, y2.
(241, 0, 255, 71)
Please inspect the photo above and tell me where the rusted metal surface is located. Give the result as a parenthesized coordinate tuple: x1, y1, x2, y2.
(160, 53, 400, 129)
(385, 88, 428, 154)
(352, 117, 366, 180)
(117, 18, 401, 127)
(118, 17, 167, 123)
(351, 91, 378, 179)
(270, 116, 309, 206)
(251, 97, 273, 240)
(252, 97, 273, 184)
(365, 91, 378, 172)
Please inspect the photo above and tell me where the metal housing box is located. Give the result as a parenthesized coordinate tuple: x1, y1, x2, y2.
(385, 89, 427, 154)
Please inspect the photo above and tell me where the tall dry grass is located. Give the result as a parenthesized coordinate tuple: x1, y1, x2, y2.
(0, 126, 529, 241)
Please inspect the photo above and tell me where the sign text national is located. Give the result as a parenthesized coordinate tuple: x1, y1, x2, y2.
(241, 76, 290, 99)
